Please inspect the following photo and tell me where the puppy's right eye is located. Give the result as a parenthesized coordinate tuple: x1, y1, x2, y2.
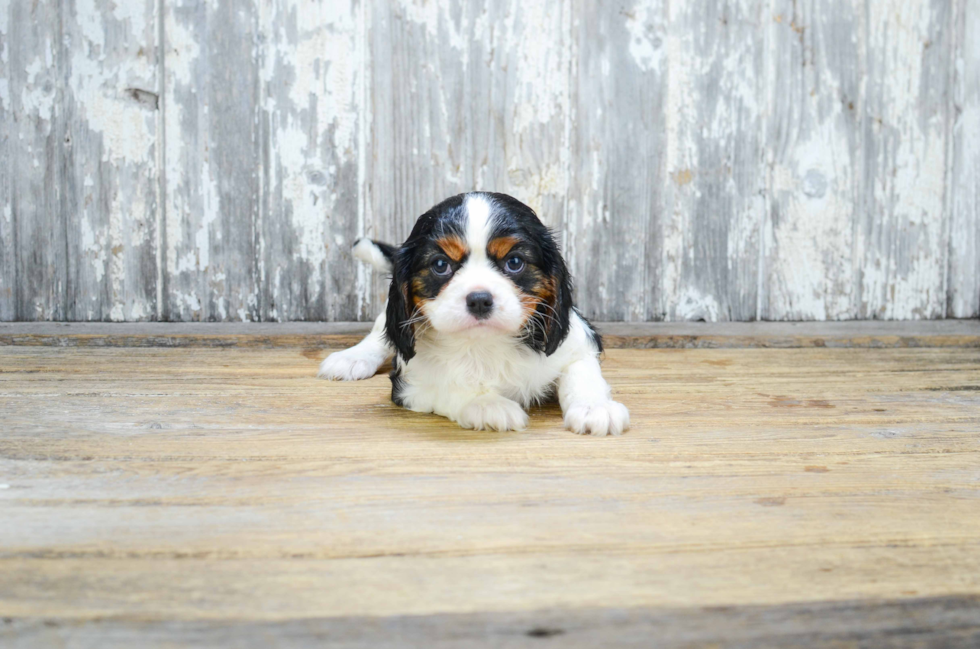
(431, 256, 452, 276)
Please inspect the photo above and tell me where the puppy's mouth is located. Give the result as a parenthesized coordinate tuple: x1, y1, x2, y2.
(459, 316, 513, 332)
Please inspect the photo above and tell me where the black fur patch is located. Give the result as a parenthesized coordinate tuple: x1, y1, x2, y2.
(390, 354, 407, 406)
(575, 309, 604, 353)
(383, 192, 574, 359)
(481, 193, 572, 356)
(384, 195, 468, 360)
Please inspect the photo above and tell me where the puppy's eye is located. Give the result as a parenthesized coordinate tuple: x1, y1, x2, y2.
(431, 256, 453, 276)
(504, 255, 525, 274)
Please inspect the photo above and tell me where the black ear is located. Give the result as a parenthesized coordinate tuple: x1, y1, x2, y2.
(384, 250, 416, 361)
(541, 257, 573, 356)
(524, 232, 573, 356)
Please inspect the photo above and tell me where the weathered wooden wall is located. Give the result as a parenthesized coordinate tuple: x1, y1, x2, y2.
(0, 0, 977, 322)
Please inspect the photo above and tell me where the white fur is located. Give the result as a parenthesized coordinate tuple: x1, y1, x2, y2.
(422, 261, 526, 335)
(317, 310, 393, 380)
(423, 194, 524, 336)
(464, 194, 493, 260)
(457, 393, 529, 431)
(319, 192, 630, 436)
(398, 311, 629, 436)
(353, 238, 392, 273)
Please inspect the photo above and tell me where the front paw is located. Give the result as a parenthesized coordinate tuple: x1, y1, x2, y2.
(457, 394, 529, 432)
(317, 349, 383, 381)
(564, 400, 630, 436)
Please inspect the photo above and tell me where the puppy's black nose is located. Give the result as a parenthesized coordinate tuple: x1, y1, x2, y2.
(466, 291, 494, 319)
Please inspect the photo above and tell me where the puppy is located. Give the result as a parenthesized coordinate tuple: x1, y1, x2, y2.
(318, 192, 629, 435)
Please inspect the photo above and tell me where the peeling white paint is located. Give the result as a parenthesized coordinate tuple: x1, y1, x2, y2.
(661, 16, 699, 320)
(624, 0, 664, 73)
(399, 0, 468, 58)
(674, 288, 721, 322)
(79, 216, 107, 284)
(506, 1, 567, 134)
(6, 0, 974, 323)
(69, 0, 155, 164)
(21, 58, 55, 123)
(860, 0, 948, 320)
(505, 161, 564, 219)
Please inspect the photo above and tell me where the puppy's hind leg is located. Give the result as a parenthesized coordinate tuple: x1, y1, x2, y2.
(317, 310, 393, 381)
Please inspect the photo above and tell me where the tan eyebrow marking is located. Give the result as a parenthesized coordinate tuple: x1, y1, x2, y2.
(487, 235, 520, 259)
(435, 235, 467, 262)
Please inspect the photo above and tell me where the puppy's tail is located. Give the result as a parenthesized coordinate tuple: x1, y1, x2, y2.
(353, 238, 396, 273)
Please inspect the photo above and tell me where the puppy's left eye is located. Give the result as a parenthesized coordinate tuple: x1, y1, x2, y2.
(504, 255, 525, 274)
(431, 256, 453, 276)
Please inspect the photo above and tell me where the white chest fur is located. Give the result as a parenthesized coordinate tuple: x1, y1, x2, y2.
(397, 312, 597, 415)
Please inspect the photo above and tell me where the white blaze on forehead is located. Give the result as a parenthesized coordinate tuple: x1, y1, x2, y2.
(463, 194, 493, 262)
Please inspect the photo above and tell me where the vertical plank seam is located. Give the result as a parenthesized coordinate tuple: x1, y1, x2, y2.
(758, 0, 776, 322)
(561, 0, 573, 263)
(660, 0, 669, 322)
(58, 0, 70, 321)
(851, 0, 870, 319)
(356, 0, 369, 320)
(942, 0, 962, 319)
(155, 0, 167, 322)
(256, 0, 267, 322)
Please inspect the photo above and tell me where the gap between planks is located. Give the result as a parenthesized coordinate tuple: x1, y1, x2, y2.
(0, 320, 978, 349)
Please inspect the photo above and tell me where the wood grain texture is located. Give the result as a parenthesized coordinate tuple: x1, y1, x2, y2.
(5, 597, 980, 649)
(2, 320, 980, 348)
(0, 0, 977, 322)
(162, 0, 261, 322)
(566, 0, 664, 320)
(858, 0, 952, 319)
(0, 0, 160, 322)
(0, 0, 12, 321)
(763, 0, 863, 320)
(366, 0, 572, 318)
(1, 343, 979, 645)
(949, 0, 980, 318)
(62, 0, 161, 322)
(661, 0, 765, 322)
(260, 0, 363, 321)
(3, 1, 69, 320)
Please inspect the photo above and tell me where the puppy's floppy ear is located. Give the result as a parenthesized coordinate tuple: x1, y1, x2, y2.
(526, 231, 572, 356)
(384, 248, 416, 361)
(541, 255, 573, 356)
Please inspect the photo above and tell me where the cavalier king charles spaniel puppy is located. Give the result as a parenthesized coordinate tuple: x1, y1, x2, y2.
(318, 192, 630, 436)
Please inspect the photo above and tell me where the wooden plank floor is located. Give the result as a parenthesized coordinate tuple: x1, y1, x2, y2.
(2, 332, 980, 646)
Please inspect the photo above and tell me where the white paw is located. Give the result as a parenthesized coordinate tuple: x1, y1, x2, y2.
(457, 394, 529, 432)
(317, 349, 384, 381)
(564, 400, 630, 436)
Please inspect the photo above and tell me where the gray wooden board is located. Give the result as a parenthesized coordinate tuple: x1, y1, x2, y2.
(0, 0, 12, 320)
(0, 0, 977, 322)
(162, 0, 262, 322)
(3, 596, 980, 649)
(857, 0, 952, 320)
(1, 0, 160, 322)
(3, 1, 69, 321)
(949, 0, 980, 318)
(260, 0, 363, 322)
(365, 0, 572, 318)
(1, 319, 978, 348)
(567, 0, 664, 321)
(763, 0, 864, 320)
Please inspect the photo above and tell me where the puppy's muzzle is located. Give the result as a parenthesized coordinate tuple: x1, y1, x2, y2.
(466, 291, 494, 319)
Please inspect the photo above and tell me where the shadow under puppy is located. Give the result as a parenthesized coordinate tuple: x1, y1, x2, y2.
(318, 192, 629, 436)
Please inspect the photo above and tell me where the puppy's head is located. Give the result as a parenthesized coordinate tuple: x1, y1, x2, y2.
(385, 192, 572, 360)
